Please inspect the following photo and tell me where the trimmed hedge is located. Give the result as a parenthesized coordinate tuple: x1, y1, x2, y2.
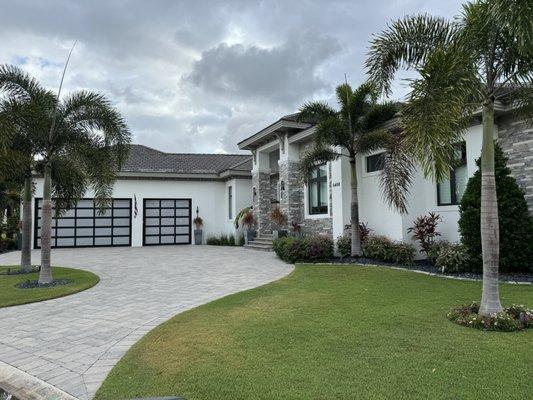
(362, 235, 415, 265)
(459, 144, 533, 273)
(273, 235, 333, 263)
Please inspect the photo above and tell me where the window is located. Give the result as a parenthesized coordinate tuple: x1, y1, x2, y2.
(366, 152, 386, 173)
(228, 186, 233, 219)
(437, 143, 467, 205)
(308, 164, 328, 215)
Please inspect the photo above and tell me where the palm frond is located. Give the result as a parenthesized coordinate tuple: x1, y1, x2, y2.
(297, 101, 337, 124)
(366, 14, 457, 95)
(314, 115, 352, 150)
(401, 44, 481, 182)
(490, 0, 533, 56)
(379, 133, 415, 214)
(298, 146, 341, 181)
(355, 129, 393, 154)
(361, 101, 398, 132)
(0, 64, 52, 103)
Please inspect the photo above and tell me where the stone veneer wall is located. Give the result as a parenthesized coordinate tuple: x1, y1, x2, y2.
(497, 116, 533, 213)
(276, 160, 333, 238)
(252, 171, 272, 234)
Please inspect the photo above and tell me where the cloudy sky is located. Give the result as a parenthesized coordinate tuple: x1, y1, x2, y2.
(1, 0, 463, 154)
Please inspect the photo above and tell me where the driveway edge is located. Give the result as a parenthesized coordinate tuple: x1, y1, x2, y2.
(0, 360, 79, 400)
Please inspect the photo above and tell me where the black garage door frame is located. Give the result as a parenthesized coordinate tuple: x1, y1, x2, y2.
(34, 198, 132, 249)
(143, 198, 192, 246)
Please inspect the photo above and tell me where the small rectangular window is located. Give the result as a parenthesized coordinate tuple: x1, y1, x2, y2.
(308, 164, 328, 215)
(366, 152, 386, 173)
(228, 186, 233, 219)
(437, 142, 467, 206)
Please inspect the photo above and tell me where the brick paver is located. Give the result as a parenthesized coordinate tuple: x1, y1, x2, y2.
(0, 246, 292, 399)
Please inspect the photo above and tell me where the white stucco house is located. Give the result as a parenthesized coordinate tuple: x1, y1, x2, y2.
(29, 100, 531, 253)
(31, 145, 252, 248)
(238, 105, 532, 253)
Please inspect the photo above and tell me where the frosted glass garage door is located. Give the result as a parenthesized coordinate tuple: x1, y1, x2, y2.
(143, 199, 191, 245)
(34, 198, 132, 248)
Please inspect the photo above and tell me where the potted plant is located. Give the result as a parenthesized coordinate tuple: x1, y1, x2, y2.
(242, 211, 256, 244)
(193, 216, 204, 244)
(270, 207, 288, 239)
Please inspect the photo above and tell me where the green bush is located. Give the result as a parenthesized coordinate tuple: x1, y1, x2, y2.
(0, 237, 17, 252)
(273, 235, 333, 263)
(434, 243, 470, 273)
(238, 232, 245, 246)
(206, 233, 237, 246)
(458, 144, 533, 273)
(362, 235, 415, 265)
(336, 235, 351, 258)
(427, 240, 450, 264)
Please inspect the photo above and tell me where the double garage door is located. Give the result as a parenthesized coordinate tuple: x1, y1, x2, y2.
(34, 197, 192, 248)
(34, 198, 132, 248)
(143, 199, 191, 245)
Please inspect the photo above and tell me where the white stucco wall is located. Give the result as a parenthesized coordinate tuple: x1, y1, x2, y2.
(339, 123, 487, 255)
(30, 177, 251, 248)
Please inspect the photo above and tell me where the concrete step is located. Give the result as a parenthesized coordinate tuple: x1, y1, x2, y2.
(251, 238, 274, 245)
(244, 243, 273, 251)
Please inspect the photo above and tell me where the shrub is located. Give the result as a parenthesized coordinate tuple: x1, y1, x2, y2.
(238, 232, 245, 246)
(242, 211, 255, 229)
(336, 222, 371, 258)
(363, 235, 415, 265)
(206, 233, 236, 246)
(427, 240, 450, 264)
(0, 237, 17, 252)
(433, 242, 470, 273)
(459, 144, 533, 273)
(447, 302, 532, 332)
(336, 235, 351, 258)
(304, 235, 334, 262)
(407, 212, 441, 254)
(273, 235, 333, 263)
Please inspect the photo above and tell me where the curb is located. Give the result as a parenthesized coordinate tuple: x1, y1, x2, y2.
(0, 360, 79, 400)
(306, 262, 532, 285)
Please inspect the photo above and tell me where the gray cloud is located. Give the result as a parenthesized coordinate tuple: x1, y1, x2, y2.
(0, 0, 463, 153)
(184, 31, 341, 105)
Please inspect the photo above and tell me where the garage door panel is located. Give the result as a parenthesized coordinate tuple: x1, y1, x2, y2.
(143, 198, 191, 246)
(34, 198, 131, 248)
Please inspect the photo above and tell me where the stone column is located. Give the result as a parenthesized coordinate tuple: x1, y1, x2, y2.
(252, 149, 272, 235)
(278, 133, 303, 229)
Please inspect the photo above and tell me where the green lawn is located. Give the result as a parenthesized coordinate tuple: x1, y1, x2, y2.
(0, 265, 99, 308)
(95, 265, 532, 400)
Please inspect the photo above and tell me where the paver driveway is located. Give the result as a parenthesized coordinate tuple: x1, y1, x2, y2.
(0, 246, 292, 399)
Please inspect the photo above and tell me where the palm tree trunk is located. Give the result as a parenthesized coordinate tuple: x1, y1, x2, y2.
(479, 99, 503, 316)
(350, 159, 362, 256)
(20, 176, 33, 272)
(38, 163, 53, 284)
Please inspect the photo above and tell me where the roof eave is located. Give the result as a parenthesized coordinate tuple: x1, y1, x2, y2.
(238, 119, 311, 151)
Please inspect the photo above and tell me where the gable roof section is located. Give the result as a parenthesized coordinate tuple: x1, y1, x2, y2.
(120, 144, 252, 179)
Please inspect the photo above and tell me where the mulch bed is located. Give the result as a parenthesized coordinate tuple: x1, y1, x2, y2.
(332, 257, 533, 283)
(15, 279, 74, 289)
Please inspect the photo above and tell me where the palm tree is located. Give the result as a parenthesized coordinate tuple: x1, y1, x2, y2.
(0, 64, 131, 283)
(0, 65, 53, 271)
(298, 82, 413, 256)
(366, 0, 533, 316)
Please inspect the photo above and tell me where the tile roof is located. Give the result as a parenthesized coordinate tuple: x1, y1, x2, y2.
(121, 144, 252, 175)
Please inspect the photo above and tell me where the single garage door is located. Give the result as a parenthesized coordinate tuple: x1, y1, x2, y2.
(143, 198, 191, 245)
(34, 198, 132, 248)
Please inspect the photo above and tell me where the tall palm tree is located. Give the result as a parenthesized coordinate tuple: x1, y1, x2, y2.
(366, 0, 533, 315)
(0, 65, 52, 271)
(298, 82, 413, 256)
(0, 64, 131, 283)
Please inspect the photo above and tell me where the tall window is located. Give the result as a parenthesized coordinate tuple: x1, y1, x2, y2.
(366, 152, 386, 173)
(437, 143, 467, 205)
(308, 164, 328, 215)
(228, 186, 233, 219)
